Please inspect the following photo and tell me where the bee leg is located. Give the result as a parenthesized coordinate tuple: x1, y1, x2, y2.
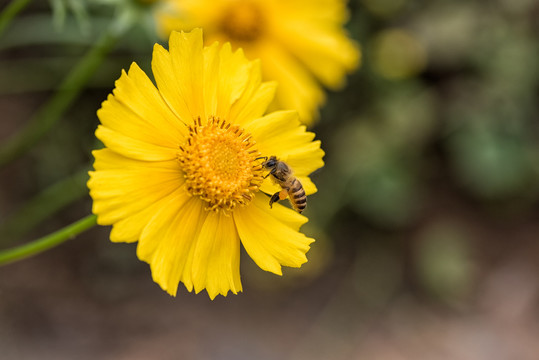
(263, 168, 276, 179)
(269, 189, 289, 208)
(269, 192, 281, 208)
(278, 189, 288, 200)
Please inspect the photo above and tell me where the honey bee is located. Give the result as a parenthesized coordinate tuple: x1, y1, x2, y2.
(258, 156, 307, 213)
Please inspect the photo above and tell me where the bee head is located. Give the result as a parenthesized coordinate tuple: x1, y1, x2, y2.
(256, 155, 279, 169)
(263, 155, 279, 169)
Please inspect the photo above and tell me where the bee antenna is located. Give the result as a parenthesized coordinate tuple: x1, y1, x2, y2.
(255, 156, 268, 161)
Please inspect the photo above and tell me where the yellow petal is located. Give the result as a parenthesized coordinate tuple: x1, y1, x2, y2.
(152, 29, 205, 123)
(214, 43, 252, 120)
(234, 194, 314, 275)
(156, 0, 223, 38)
(191, 212, 242, 299)
(88, 149, 184, 225)
(108, 187, 185, 243)
(228, 57, 277, 125)
(233, 80, 277, 125)
(98, 62, 186, 149)
(170, 29, 205, 117)
(280, 26, 360, 89)
(253, 193, 308, 231)
(264, 0, 349, 25)
(272, 6, 360, 89)
(203, 41, 221, 118)
(246, 110, 325, 178)
(297, 176, 318, 195)
(257, 41, 325, 124)
(95, 125, 178, 162)
(151, 43, 193, 123)
(137, 196, 207, 296)
(208, 45, 276, 125)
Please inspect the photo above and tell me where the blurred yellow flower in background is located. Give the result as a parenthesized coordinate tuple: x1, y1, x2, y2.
(87, 29, 324, 299)
(156, 0, 361, 124)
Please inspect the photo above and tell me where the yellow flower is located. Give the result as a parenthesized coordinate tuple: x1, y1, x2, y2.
(87, 29, 324, 299)
(156, 0, 360, 124)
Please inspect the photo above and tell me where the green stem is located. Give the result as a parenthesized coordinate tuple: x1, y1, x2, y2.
(0, 167, 90, 245)
(0, 0, 31, 38)
(0, 214, 97, 266)
(0, 26, 118, 168)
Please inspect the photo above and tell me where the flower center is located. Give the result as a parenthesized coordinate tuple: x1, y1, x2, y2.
(178, 117, 264, 212)
(219, 1, 264, 43)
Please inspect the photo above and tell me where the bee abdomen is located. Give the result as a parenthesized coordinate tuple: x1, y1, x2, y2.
(290, 179, 307, 213)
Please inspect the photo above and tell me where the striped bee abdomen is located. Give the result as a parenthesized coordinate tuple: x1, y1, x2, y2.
(289, 178, 307, 213)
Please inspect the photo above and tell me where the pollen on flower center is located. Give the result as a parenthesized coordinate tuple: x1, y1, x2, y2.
(219, 1, 264, 42)
(178, 116, 264, 212)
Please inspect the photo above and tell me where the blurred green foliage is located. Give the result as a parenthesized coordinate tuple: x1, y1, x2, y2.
(414, 220, 474, 307)
(318, 0, 539, 305)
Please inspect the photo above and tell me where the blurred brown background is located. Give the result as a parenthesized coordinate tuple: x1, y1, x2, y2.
(2, 0, 539, 359)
